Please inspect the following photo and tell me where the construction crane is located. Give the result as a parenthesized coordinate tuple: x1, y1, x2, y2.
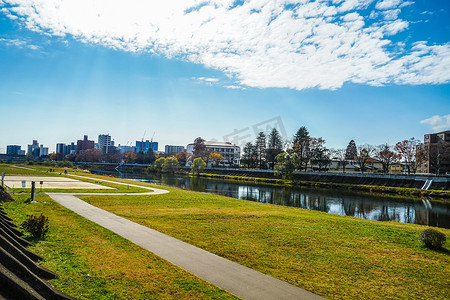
(151, 132, 156, 152)
(140, 130, 146, 152)
(142, 130, 146, 143)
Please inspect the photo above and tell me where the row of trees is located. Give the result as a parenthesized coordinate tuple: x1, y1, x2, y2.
(42, 127, 444, 176)
(273, 128, 426, 178)
(242, 127, 330, 171)
(241, 128, 285, 169)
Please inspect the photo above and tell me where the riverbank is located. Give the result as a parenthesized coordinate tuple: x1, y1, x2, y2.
(1, 166, 449, 299)
(197, 172, 450, 200)
(76, 176, 450, 299)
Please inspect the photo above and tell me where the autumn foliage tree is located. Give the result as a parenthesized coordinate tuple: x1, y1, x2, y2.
(175, 152, 191, 166)
(124, 151, 137, 163)
(76, 149, 102, 162)
(49, 152, 64, 161)
(209, 152, 225, 167)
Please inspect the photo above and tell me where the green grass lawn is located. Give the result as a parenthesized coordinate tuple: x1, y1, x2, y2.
(78, 180, 450, 300)
(1, 164, 449, 299)
(2, 194, 236, 299)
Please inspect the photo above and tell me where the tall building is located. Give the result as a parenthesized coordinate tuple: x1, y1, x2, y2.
(416, 130, 450, 175)
(56, 142, 77, 156)
(39, 144, 49, 157)
(116, 145, 136, 154)
(186, 141, 240, 166)
(6, 145, 24, 155)
(27, 140, 40, 158)
(56, 143, 66, 155)
(136, 140, 158, 153)
(165, 145, 185, 156)
(76, 135, 95, 154)
(98, 134, 115, 154)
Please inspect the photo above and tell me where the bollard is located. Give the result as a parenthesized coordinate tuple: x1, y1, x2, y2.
(1, 172, 4, 188)
(31, 181, 35, 202)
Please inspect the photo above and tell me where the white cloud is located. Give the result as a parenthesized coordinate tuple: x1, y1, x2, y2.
(420, 115, 450, 131)
(1, 0, 449, 90)
(382, 9, 400, 20)
(375, 0, 401, 10)
(0, 37, 40, 50)
(195, 77, 220, 83)
(223, 85, 246, 90)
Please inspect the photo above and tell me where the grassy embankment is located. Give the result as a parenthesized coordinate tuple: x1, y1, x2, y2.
(1, 164, 449, 299)
(1, 166, 236, 299)
(197, 172, 450, 200)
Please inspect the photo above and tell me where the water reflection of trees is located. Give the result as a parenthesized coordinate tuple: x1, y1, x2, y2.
(129, 173, 449, 228)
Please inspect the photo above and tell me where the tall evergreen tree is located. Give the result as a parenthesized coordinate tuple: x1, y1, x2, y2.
(345, 140, 358, 161)
(255, 131, 267, 169)
(293, 126, 310, 171)
(241, 142, 257, 168)
(267, 128, 284, 170)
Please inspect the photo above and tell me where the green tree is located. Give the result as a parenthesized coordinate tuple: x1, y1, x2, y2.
(241, 142, 257, 168)
(255, 131, 267, 169)
(345, 140, 358, 161)
(154, 157, 166, 172)
(274, 149, 300, 179)
(191, 157, 206, 175)
(293, 126, 310, 171)
(267, 128, 284, 170)
(162, 156, 179, 174)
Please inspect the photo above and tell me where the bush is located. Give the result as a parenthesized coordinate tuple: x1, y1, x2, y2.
(20, 214, 50, 238)
(419, 229, 446, 250)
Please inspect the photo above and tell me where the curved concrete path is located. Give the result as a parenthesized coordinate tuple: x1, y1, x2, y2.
(46, 174, 324, 300)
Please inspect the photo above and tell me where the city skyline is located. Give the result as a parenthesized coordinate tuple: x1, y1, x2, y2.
(1, 0, 449, 154)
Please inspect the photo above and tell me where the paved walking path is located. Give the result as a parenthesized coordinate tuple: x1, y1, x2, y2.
(45, 174, 323, 300)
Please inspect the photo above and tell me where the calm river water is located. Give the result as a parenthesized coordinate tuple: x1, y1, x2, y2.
(98, 171, 450, 229)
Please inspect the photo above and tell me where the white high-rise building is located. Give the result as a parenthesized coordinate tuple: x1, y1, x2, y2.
(98, 134, 115, 154)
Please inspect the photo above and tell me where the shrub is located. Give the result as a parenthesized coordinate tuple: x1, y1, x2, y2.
(20, 214, 50, 238)
(419, 229, 446, 250)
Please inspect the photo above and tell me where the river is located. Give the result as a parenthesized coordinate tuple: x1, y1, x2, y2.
(96, 171, 450, 229)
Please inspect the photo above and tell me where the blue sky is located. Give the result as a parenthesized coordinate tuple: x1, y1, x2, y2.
(1, 0, 449, 153)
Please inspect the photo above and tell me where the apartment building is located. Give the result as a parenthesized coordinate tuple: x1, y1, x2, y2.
(416, 130, 450, 175)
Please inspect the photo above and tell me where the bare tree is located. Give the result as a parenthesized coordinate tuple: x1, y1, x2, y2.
(331, 148, 348, 173)
(375, 144, 399, 174)
(394, 138, 420, 175)
(355, 147, 371, 173)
